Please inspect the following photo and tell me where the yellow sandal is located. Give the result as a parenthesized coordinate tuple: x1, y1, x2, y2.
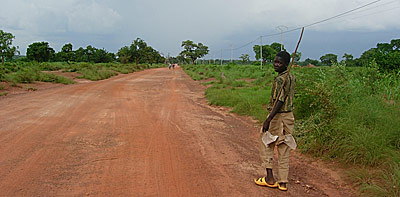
(254, 177, 278, 188)
(277, 182, 288, 191)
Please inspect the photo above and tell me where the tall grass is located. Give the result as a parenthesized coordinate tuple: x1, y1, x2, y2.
(183, 63, 400, 196)
(293, 63, 400, 196)
(206, 86, 270, 121)
(184, 64, 273, 120)
(1, 62, 164, 84)
(2, 63, 75, 85)
(62, 62, 158, 81)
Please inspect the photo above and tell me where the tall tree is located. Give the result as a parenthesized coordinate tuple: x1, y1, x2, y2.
(117, 38, 161, 65)
(376, 43, 393, 54)
(56, 43, 74, 62)
(144, 46, 163, 65)
(86, 45, 96, 62)
(27, 42, 55, 62)
(117, 46, 130, 64)
(0, 30, 19, 65)
(342, 53, 355, 67)
(92, 48, 115, 63)
(130, 38, 148, 65)
(75, 47, 88, 62)
(320, 53, 338, 66)
(253, 44, 276, 64)
(291, 52, 301, 63)
(176, 54, 189, 64)
(179, 40, 209, 64)
(239, 54, 250, 64)
(357, 48, 376, 67)
(390, 39, 400, 50)
(270, 42, 285, 53)
(304, 58, 319, 66)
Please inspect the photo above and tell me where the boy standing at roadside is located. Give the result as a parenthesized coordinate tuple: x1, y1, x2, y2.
(254, 51, 296, 191)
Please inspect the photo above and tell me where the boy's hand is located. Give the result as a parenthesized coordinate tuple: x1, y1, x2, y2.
(262, 119, 271, 132)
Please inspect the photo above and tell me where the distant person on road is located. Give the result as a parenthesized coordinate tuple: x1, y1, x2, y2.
(254, 51, 296, 192)
(172, 64, 175, 69)
(169, 63, 172, 70)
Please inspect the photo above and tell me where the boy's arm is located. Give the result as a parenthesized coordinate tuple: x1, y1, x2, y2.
(262, 100, 284, 132)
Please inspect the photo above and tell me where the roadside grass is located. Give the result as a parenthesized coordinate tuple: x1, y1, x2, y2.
(74, 64, 118, 81)
(206, 86, 269, 121)
(0, 62, 164, 97)
(0, 62, 165, 85)
(61, 62, 160, 81)
(183, 63, 400, 196)
(184, 64, 273, 120)
(294, 63, 400, 196)
(2, 66, 75, 84)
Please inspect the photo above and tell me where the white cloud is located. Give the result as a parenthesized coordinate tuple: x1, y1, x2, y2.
(0, 0, 122, 34)
(0, 0, 399, 56)
(66, 1, 122, 34)
(250, 0, 400, 31)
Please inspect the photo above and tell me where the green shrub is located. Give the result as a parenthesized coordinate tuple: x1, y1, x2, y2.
(184, 63, 400, 196)
(38, 73, 75, 84)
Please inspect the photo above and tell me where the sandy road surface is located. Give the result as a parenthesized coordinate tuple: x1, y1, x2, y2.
(0, 67, 352, 196)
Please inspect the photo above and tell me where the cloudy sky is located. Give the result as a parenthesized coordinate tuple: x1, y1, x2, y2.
(1, 0, 399, 60)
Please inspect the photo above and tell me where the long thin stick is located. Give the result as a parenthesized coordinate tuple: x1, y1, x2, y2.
(271, 27, 305, 111)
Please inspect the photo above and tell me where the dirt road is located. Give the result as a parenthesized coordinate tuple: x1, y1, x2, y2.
(0, 67, 352, 196)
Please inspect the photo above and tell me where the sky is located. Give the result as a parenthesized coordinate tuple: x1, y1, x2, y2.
(1, 0, 399, 61)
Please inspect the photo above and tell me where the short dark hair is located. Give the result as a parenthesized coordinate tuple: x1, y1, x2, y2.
(276, 51, 291, 66)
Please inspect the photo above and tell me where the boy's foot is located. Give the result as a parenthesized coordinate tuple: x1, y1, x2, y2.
(254, 177, 278, 188)
(277, 182, 288, 191)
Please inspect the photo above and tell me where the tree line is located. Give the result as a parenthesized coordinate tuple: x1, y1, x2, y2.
(0, 30, 168, 65)
(1, 29, 212, 67)
(250, 39, 400, 71)
(24, 42, 117, 63)
(165, 40, 209, 65)
(1, 29, 399, 71)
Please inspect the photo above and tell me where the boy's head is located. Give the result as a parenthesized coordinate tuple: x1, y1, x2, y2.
(273, 51, 291, 73)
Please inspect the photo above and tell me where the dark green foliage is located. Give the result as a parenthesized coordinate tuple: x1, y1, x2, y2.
(56, 43, 74, 62)
(270, 42, 284, 53)
(253, 44, 276, 64)
(179, 40, 209, 64)
(92, 48, 115, 63)
(0, 30, 19, 65)
(51, 44, 116, 63)
(355, 39, 400, 71)
(320, 53, 338, 65)
(239, 54, 250, 64)
(117, 38, 164, 65)
(342, 53, 356, 67)
(253, 42, 286, 65)
(301, 58, 321, 66)
(292, 52, 301, 64)
(74, 47, 88, 62)
(26, 42, 55, 62)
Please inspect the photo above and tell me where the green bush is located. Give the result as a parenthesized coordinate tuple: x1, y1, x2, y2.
(184, 63, 400, 196)
(3, 66, 75, 84)
(1, 62, 163, 85)
(293, 64, 400, 195)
